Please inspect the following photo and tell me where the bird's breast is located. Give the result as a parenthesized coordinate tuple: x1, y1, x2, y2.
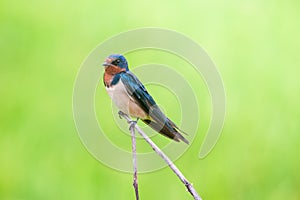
(105, 80, 147, 119)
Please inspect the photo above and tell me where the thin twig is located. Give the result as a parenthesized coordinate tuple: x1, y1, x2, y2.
(129, 122, 139, 200)
(119, 111, 202, 200)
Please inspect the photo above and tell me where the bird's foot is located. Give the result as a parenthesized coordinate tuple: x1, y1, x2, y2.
(129, 118, 140, 130)
(118, 111, 139, 130)
(118, 111, 126, 119)
(129, 120, 137, 130)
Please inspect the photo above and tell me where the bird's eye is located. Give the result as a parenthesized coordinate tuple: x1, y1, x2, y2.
(112, 59, 121, 66)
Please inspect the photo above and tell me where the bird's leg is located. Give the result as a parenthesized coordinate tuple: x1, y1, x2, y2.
(129, 121, 136, 130)
(118, 110, 126, 119)
(118, 111, 139, 130)
(129, 118, 139, 130)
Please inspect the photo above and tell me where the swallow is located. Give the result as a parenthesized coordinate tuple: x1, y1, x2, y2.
(102, 54, 189, 144)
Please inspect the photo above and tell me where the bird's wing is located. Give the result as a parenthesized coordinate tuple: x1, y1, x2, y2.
(119, 71, 160, 117)
(120, 71, 189, 144)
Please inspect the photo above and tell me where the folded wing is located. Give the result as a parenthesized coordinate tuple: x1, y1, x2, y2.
(120, 72, 189, 144)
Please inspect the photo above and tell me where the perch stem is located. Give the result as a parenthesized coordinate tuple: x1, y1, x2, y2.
(119, 111, 202, 200)
(129, 122, 139, 200)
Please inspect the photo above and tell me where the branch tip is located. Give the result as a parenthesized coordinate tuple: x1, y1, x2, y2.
(120, 111, 202, 200)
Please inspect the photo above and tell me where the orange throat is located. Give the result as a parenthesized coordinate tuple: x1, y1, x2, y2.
(103, 65, 125, 87)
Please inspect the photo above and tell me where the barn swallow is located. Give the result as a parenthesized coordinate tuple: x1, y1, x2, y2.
(102, 54, 189, 144)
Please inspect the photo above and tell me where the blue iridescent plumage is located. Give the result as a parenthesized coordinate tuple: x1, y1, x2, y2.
(103, 54, 188, 144)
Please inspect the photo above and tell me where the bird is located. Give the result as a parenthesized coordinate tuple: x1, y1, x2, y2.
(102, 54, 189, 144)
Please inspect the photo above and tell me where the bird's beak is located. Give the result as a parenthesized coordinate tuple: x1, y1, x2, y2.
(102, 62, 112, 67)
(102, 57, 113, 67)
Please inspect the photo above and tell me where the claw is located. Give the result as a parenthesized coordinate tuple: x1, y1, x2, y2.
(118, 111, 138, 130)
(129, 120, 137, 130)
(118, 111, 124, 119)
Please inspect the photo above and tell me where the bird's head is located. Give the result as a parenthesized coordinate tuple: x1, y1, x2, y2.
(102, 54, 129, 71)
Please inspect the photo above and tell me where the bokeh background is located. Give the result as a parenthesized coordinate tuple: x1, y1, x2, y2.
(1, 0, 300, 199)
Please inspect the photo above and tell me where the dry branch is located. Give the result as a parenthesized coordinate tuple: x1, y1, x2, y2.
(119, 111, 202, 200)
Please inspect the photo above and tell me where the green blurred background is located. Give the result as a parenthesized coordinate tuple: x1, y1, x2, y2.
(1, 0, 300, 199)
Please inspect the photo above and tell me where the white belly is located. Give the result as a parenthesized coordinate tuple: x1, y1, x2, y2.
(106, 80, 131, 114)
(106, 80, 147, 118)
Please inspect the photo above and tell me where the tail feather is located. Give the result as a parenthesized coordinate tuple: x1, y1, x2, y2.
(142, 119, 189, 144)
